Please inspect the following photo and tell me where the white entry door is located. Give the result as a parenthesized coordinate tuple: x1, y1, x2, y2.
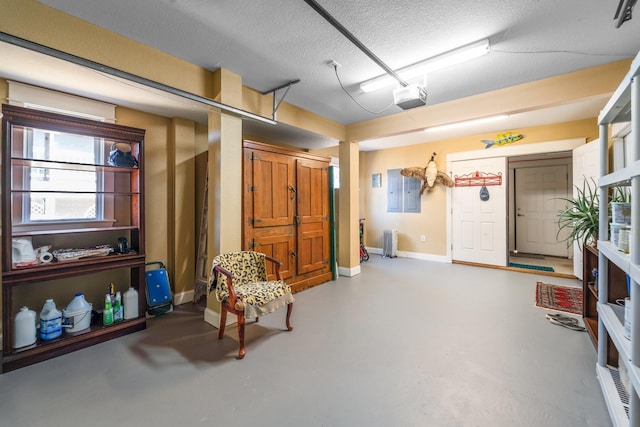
(572, 140, 600, 280)
(452, 157, 507, 266)
(515, 165, 569, 257)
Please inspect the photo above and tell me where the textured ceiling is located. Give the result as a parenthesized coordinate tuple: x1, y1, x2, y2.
(35, 0, 640, 126)
(1, 1, 637, 151)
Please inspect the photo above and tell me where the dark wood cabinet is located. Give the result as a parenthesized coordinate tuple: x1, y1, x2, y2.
(1, 105, 146, 372)
(583, 245, 628, 367)
(243, 140, 332, 292)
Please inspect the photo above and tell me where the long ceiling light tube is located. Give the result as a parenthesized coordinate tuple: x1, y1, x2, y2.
(424, 114, 508, 133)
(361, 39, 491, 93)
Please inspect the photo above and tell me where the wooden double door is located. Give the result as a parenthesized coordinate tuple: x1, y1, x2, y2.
(243, 140, 332, 292)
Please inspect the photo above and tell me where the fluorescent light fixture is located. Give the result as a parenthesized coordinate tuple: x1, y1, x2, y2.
(360, 39, 490, 93)
(424, 115, 508, 133)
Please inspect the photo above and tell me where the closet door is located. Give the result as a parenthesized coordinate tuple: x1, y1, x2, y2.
(244, 231, 296, 280)
(296, 159, 330, 275)
(249, 150, 295, 228)
(244, 148, 296, 279)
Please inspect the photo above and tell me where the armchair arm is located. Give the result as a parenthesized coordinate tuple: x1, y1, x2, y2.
(212, 264, 239, 307)
(265, 254, 283, 281)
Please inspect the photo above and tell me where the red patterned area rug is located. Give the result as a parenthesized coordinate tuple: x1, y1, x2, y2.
(535, 281, 583, 315)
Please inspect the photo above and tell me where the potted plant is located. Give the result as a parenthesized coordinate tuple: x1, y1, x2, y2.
(556, 178, 630, 250)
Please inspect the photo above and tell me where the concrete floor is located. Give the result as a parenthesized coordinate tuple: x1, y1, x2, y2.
(0, 256, 611, 426)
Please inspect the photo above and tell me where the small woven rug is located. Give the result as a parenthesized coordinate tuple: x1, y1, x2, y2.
(510, 262, 554, 272)
(535, 281, 583, 315)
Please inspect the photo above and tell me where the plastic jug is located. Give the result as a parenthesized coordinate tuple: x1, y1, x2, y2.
(63, 293, 93, 333)
(66, 292, 91, 312)
(14, 306, 37, 349)
(40, 299, 62, 340)
(123, 287, 139, 320)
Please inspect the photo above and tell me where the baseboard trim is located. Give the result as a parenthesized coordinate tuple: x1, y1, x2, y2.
(204, 307, 220, 328)
(398, 251, 448, 263)
(338, 265, 361, 277)
(204, 307, 237, 328)
(173, 290, 194, 306)
(367, 247, 448, 263)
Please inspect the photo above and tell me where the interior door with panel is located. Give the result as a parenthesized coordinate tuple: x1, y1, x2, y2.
(296, 159, 330, 275)
(451, 157, 507, 266)
(244, 149, 296, 279)
(249, 150, 295, 228)
(572, 140, 600, 280)
(514, 165, 569, 257)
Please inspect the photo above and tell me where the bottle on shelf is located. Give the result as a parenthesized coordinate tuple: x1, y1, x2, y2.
(14, 306, 37, 349)
(123, 287, 139, 320)
(40, 299, 62, 341)
(103, 294, 113, 326)
(108, 282, 115, 304)
(113, 291, 123, 322)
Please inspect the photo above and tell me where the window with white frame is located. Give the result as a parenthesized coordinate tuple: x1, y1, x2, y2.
(7, 81, 117, 226)
(23, 128, 104, 222)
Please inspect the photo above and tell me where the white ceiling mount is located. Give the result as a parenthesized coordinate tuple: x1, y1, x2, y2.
(360, 39, 491, 93)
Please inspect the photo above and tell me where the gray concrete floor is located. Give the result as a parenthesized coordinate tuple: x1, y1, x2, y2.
(0, 256, 611, 426)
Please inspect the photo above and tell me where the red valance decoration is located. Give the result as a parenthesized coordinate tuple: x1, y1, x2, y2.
(454, 171, 502, 187)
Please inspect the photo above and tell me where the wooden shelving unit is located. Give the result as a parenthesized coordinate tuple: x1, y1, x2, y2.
(1, 105, 147, 373)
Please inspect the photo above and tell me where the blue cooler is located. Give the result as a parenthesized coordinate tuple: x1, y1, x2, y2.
(145, 261, 173, 317)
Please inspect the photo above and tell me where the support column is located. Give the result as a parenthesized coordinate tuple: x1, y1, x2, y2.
(169, 118, 196, 304)
(338, 140, 361, 276)
(205, 69, 243, 326)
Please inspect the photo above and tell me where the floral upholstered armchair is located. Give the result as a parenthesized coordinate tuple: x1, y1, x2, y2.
(208, 251, 294, 359)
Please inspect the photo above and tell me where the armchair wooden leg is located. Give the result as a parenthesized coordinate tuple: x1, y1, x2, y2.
(286, 302, 293, 331)
(237, 314, 246, 359)
(218, 307, 227, 339)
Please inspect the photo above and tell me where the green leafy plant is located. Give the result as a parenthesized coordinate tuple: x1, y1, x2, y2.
(556, 179, 629, 250)
(557, 178, 600, 250)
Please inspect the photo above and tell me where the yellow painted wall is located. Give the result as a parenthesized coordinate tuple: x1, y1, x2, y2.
(362, 119, 599, 255)
(116, 107, 172, 265)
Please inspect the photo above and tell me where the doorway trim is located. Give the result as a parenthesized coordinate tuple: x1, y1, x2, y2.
(445, 137, 586, 263)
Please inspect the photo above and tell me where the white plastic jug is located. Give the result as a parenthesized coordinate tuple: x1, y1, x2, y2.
(14, 306, 37, 349)
(123, 287, 139, 320)
(40, 299, 62, 341)
(66, 293, 91, 311)
(63, 293, 92, 334)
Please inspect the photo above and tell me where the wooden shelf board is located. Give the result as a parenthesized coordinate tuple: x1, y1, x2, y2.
(2, 317, 146, 373)
(2, 254, 146, 285)
(588, 283, 598, 299)
(585, 316, 599, 348)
